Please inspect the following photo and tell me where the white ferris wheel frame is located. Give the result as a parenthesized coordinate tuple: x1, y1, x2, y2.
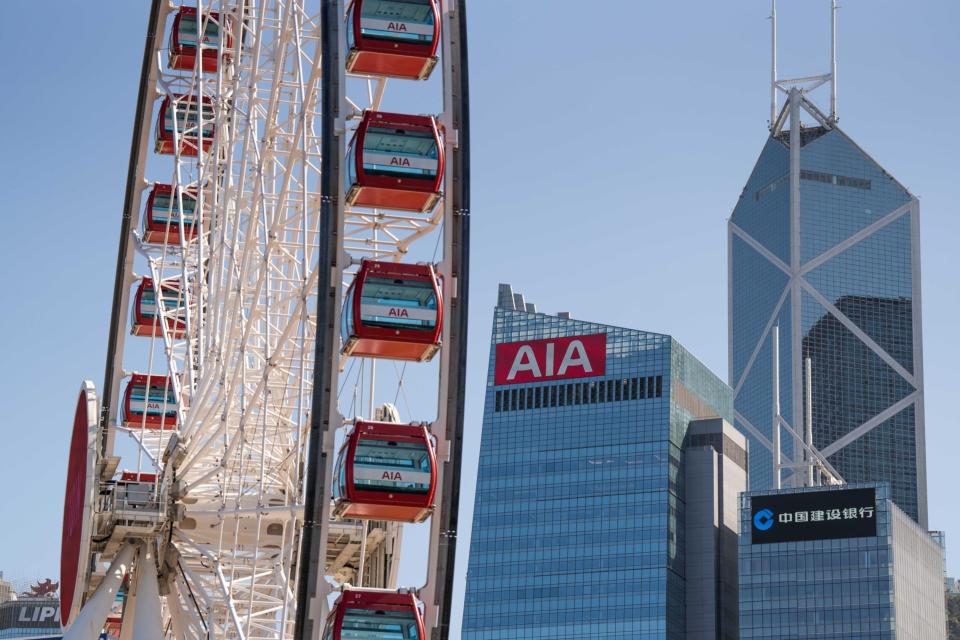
(66, 0, 469, 639)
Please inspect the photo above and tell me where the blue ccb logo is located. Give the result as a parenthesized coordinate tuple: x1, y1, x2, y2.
(754, 508, 775, 531)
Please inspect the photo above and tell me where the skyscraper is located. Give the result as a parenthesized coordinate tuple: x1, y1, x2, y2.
(728, 86, 927, 524)
(461, 285, 741, 639)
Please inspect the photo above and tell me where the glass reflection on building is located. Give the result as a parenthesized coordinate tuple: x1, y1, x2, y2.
(728, 111, 926, 525)
(461, 286, 735, 640)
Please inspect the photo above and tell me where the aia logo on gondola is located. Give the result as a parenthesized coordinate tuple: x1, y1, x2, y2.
(382, 471, 404, 480)
(495, 334, 606, 385)
(388, 22, 409, 32)
(390, 157, 412, 167)
(389, 308, 409, 318)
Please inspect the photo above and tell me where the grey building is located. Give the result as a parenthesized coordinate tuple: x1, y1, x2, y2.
(739, 483, 946, 639)
(461, 285, 744, 640)
(683, 418, 747, 640)
(729, 88, 928, 525)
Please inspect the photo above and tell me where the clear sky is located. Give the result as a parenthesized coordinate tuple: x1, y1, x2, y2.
(0, 0, 957, 632)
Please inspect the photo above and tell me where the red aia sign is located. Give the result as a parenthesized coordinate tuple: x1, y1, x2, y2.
(495, 334, 606, 385)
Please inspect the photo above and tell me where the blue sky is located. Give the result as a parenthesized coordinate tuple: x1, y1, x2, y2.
(0, 0, 957, 631)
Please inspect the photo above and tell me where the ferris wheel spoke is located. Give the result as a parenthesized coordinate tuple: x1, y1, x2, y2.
(174, 532, 253, 638)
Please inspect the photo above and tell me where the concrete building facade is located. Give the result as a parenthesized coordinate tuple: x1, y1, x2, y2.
(683, 418, 747, 640)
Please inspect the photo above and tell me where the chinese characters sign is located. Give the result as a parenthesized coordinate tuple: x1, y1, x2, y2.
(750, 488, 877, 544)
(494, 334, 606, 385)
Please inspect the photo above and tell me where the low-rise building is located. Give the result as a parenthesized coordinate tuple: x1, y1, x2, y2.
(739, 483, 946, 639)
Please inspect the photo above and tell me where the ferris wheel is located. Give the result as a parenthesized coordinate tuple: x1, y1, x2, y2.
(58, 1, 469, 638)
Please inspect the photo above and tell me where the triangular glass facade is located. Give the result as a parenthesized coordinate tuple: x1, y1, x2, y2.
(729, 120, 925, 524)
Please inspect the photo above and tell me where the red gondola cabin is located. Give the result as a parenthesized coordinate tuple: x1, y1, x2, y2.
(333, 421, 437, 523)
(131, 278, 187, 338)
(346, 0, 441, 80)
(169, 7, 234, 73)
(155, 95, 215, 156)
(346, 111, 443, 213)
(122, 374, 179, 430)
(142, 183, 202, 245)
(322, 589, 425, 640)
(340, 260, 442, 362)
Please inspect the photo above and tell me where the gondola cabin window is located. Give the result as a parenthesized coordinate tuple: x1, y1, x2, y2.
(359, 276, 438, 332)
(322, 589, 425, 640)
(341, 608, 421, 639)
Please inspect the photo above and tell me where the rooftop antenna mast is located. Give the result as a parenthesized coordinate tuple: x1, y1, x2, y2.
(769, 0, 839, 130)
(770, 0, 777, 127)
(830, 0, 838, 119)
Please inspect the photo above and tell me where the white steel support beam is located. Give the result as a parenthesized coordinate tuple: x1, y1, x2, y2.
(909, 200, 929, 528)
(772, 324, 782, 489)
(735, 411, 774, 452)
(788, 87, 804, 481)
(821, 392, 920, 459)
(800, 280, 916, 387)
(730, 222, 791, 276)
(733, 284, 790, 395)
(64, 542, 136, 640)
(805, 356, 814, 486)
(800, 201, 913, 275)
(132, 544, 164, 640)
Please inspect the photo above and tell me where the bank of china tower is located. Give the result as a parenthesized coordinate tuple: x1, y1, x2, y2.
(729, 89, 927, 525)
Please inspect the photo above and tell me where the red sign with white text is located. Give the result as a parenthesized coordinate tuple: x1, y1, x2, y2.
(495, 334, 607, 385)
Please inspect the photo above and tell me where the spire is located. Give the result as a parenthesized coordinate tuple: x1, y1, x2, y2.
(769, 0, 839, 131)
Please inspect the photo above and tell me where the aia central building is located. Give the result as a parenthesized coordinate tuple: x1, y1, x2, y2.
(461, 285, 743, 640)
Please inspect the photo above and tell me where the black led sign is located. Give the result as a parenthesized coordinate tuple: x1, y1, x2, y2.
(750, 487, 877, 544)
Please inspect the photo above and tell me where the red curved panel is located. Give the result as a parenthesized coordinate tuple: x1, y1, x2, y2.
(60, 383, 97, 628)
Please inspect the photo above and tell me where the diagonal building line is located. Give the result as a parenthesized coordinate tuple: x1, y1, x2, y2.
(734, 284, 791, 396)
(800, 280, 917, 387)
(735, 411, 774, 452)
(800, 200, 915, 275)
(820, 392, 919, 458)
(777, 415, 846, 482)
(730, 222, 792, 277)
